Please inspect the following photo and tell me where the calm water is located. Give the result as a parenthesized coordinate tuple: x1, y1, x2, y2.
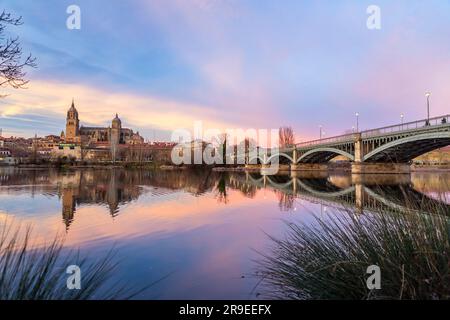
(0, 167, 448, 299)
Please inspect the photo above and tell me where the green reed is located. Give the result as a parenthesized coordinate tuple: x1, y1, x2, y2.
(0, 223, 148, 300)
(257, 199, 450, 300)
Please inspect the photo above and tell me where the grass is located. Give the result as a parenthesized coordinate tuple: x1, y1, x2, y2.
(0, 223, 149, 300)
(257, 200, 450, 300)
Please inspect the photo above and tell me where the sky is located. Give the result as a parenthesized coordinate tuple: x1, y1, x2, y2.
(0, 0, 449, 141)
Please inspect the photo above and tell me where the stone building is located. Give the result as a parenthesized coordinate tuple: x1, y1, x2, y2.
(48, 99, 179, 163)
(63, 99, 144, 146)
(51, 144, 82, 161)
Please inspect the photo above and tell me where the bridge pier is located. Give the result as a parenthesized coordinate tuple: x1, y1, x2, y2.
(290, 163, 329, 171)
(292, 177, 297, 194)
(352, 131, 414, 174)
(351, 162, 411, 174)
(292, 149, 298, 163)
(354, 133, 363, 162)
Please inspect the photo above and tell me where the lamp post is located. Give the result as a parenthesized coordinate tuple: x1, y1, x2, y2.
(355, 112, 359, 132)
(400, 113, 404, 129)
(425, 92, 431, 125)
(319, 125, 323, 139)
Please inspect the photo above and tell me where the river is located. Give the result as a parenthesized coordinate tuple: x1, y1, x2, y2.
(0, 167, 448, 299)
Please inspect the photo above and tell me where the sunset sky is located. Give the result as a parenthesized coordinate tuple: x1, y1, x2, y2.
(0, 0, 449, 141)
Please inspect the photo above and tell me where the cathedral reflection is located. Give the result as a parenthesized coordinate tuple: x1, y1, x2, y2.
(0, 168, 448, 231)
(59, 170, 144, 229)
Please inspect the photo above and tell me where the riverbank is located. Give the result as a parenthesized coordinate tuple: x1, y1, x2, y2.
(411, 164, 450, 172)
(5, 162, 450, 173)
(13, 162, 160, 170)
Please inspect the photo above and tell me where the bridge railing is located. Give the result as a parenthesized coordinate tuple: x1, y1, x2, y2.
(295, 133, 355, 148)
(360, 114, 449, 138)
(295, 114, 449, 148)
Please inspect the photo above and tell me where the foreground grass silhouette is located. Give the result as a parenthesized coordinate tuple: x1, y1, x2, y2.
(258, 200, 450, 300)
(0, 223, 148, 300)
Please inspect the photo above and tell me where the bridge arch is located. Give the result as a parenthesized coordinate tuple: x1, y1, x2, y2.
(267, 153, 294, 164)
(296, 147, 354, 164)
(265, 176, 294, 189)
(245, 174, 293, 190)
(363, 131, 450, 162)
(247, 156, 264, 164)
(248, 153, 293, 164)
(363, 187, 412, 212)
(296, 179, 355, 197)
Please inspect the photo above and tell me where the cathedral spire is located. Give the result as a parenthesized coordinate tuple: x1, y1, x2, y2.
(69, 98, 77, 112)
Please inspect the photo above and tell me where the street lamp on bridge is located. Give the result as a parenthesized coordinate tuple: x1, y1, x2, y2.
(355, 112, 359, 132)
(401, 113, 404, 128)
(319, 125, 323, 139)
(425, 92, 431, 126)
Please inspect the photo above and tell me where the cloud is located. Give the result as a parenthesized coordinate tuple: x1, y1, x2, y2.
(0, 79, 264, 138)
(2, 0, 450, 142)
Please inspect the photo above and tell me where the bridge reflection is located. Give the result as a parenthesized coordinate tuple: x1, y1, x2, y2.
(228, 171, 450, 214)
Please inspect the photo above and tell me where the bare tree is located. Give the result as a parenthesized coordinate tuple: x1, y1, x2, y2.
(279, 126, 295, 148)
(236, 137, 257, 162)
(1, 10, 37, 97)
(211, 133, 228, 165)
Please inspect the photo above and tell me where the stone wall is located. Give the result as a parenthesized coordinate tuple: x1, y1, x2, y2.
(351, 162, 411, 174)
(413, 147, 450, 164)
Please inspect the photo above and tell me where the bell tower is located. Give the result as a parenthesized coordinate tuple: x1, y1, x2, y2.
(111, 113, 122, 145)
(65, 99, 80, 143)
(110, 114, 122, 162)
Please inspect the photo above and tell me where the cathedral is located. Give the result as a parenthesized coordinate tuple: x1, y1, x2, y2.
(63, 99, 144, 146)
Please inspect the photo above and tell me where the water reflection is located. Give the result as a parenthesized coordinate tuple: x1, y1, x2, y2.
(0, 168, 448, 231)
(0, 167, 448, 299)
(0, 168, 229, 230)
(242, 171, 449, 213)
(254, 173, 450, 299)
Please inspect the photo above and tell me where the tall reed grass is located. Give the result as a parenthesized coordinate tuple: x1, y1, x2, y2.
(257, 200, 449, 299)
(0, 223, 146, 300)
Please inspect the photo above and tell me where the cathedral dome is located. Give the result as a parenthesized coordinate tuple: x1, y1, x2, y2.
(112, 113, 122, 128)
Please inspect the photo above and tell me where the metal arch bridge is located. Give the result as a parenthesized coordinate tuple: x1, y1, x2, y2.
(243, 114, 450, 165)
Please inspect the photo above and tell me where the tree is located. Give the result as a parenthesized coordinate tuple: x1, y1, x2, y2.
(212, 133, 228, 165)
(279, 126, 295, 148)
(0, 10, 37, 97)
(237, 137, 257, 163)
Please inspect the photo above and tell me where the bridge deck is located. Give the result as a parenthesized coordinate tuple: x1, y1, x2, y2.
(294, 114, 449, 150)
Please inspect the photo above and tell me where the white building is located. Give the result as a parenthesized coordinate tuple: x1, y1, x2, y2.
(0, 148, 11, 157)
(51, 144, 82, 160)
(0, 148, 18, 165)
